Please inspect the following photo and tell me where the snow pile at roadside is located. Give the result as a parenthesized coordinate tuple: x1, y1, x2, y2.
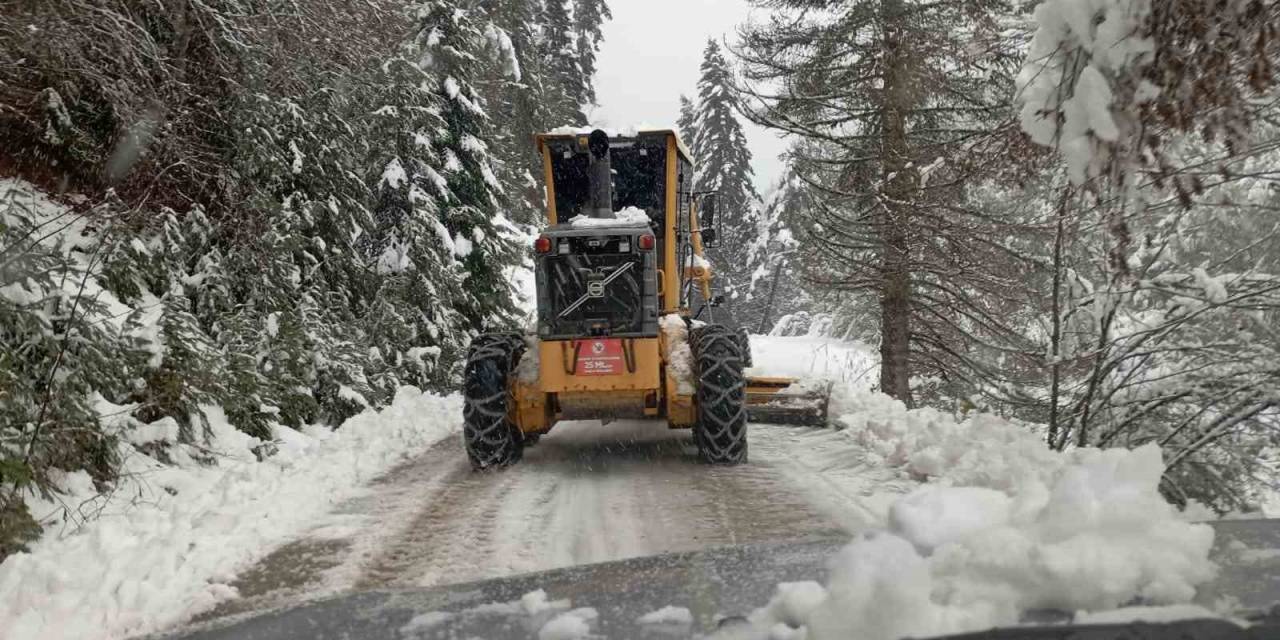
(539, 607, 599, 640)
(567, 206, 651, 228)
(0, 387, 462, 640)
(739, 390, 1218, 640)
(660, 314, 695, 395)
(830, 390, 1060, 488)
(637, 605, 693, 626)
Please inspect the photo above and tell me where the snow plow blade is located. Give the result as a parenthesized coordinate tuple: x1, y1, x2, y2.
(744, 377, 831, 427)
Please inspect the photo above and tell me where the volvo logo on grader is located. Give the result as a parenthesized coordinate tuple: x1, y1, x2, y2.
(459, 129, 829, 471)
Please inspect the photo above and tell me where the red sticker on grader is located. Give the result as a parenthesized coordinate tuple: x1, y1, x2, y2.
(575, 338, 623, 375)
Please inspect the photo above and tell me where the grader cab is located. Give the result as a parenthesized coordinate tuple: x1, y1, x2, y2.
(461, 129, 825, 469)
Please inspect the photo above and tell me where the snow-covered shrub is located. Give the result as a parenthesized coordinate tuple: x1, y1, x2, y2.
(0, 0, 605, 558)
(1012, 0, 1280, 511)
(0, 185, 129, 555)
(769, 311, 813, 337)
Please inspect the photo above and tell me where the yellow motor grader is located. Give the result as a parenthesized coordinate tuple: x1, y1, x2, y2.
(462, 129, 826, 469)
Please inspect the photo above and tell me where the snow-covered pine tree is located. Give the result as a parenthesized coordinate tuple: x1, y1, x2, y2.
(737, 0, 1022, 405)
(676, 95, 698, 150)
(300, 291, 377, 424)
(0, 187, 129, 555)
(406, 0, 523, 330)
(365, 0, 524, 393)
(744, 170, 808, 333)
(229, 211, 323, 429)
(691, 39, 763, 329)
(132, 210, 227, 442)
(476, 0, 549, 228)
(0, 0, 611, 557)
(540, 0, 588, 126)
(573, 0, 611, 107)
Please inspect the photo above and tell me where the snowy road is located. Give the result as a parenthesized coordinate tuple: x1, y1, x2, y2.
(13, 334, 1217, 640)
(199, 419, 893, 623)
(2, 333, 1228, 640)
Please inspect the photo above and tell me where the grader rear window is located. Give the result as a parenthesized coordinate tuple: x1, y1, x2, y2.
(548, 137, 667, 222)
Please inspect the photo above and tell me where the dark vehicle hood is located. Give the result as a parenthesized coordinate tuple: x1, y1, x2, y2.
(157, 520, 1280, 640)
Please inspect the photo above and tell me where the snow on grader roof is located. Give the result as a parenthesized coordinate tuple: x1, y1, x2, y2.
(539, 125, 693, 161)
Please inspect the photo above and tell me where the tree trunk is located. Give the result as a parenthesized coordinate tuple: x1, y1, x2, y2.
(877, 2, 914, 406)
(1048, 194, 1066, 448)
(756, 259, 784, 334)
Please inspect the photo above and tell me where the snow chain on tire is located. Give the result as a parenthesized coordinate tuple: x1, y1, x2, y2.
(692, 324, 748, 464)
(462, 333, 525, 470)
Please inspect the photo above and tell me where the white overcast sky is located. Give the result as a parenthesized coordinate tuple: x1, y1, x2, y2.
(587, 0, 786, 195)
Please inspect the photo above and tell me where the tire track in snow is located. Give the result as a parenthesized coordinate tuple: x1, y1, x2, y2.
(195, 435, 467, 620)
(376, 419, 850, 590)
(355, 456, 519, 588)
(750, 424, 914, 531)
(196, 420, 877, 625)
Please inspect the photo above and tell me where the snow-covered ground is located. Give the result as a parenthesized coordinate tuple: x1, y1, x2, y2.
(734, 336, 1218, 638)
(742, 386, 1217, 640)
(0, 389, 462, 640)
(746, 334, 876, 384)
(0, 334, 1228, 640)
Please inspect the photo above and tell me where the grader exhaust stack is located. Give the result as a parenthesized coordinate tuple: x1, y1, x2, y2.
(587, 129, 614, 219)
(458, 128, 831, 471)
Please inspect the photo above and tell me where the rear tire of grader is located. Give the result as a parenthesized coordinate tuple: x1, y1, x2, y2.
(692, 324, 748, 464)
(463, 334, 525, 470)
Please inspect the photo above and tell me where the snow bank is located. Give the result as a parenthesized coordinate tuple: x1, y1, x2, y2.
(1075, 604, 1220, 625)
(0, 387, 462, 640)
(521, 588, 570, 615)
(660, 314, 695, 395)
(538, 607, 598, 640)
(636, 605, 693, 626)
(399, 610, 455, 636)
(746, 334, 876, 385)
(830, 391, 1061, 489)
(741, 388, 1217, 639)
(566, 206, 651, 228)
